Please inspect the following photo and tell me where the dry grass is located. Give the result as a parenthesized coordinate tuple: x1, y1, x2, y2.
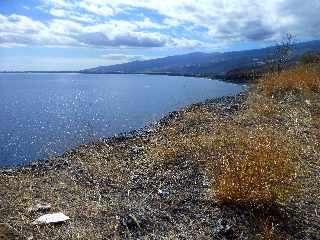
(149, 95, 298, 208)
(150, 125, 297, 208)
(149, 133, 211, 163)
(210, 126, 296, 207)
(258, 64, 320, 96)
(245, 93, 282, 121)
(147, 93, 302, 210)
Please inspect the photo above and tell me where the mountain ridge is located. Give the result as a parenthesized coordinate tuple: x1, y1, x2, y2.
(81, 40, 320, 76)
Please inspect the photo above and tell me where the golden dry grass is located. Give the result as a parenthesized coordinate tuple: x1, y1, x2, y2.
(150, 126, 297, 207)
(210, 126, 296, 207)
(258, 64, 320, 96)
(245, 93, 281, 118)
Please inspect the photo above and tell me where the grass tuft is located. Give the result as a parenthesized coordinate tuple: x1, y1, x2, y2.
(149, 124, 297, 208)
(210, 126, 296, 207)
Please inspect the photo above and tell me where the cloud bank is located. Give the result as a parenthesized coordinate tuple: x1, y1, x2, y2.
(1, 0, 320, 49)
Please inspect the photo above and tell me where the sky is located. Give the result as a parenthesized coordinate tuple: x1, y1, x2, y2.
(0, 0, 320, 71)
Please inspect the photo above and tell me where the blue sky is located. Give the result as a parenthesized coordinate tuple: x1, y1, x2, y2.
(0, 0, 320, 71)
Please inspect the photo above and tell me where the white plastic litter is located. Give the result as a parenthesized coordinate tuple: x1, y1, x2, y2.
(32, 212, 70, 225)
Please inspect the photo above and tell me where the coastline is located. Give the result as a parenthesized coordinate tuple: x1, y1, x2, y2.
(0, 92, 247, 173)
(1, 85, 319, 239)
(0, 71, 251, 84)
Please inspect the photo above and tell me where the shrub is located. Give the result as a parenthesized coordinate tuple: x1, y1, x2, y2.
(211, 127, 296, 207)
(258, 65, 320, 96)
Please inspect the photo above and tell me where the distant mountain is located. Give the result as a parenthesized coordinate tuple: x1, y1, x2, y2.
(81, 40, 320, 76)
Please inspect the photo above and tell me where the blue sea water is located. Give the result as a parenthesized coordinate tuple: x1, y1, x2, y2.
(0, 73, 244, 166)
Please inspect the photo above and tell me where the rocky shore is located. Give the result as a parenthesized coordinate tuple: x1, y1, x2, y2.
(0, 93, 247, 176)
(1, 88, 319, 239)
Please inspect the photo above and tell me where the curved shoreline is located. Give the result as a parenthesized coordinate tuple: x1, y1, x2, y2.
(0, 92, 247, 173)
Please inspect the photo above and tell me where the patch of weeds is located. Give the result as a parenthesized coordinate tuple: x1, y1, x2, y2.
(210, 126, 297, 208)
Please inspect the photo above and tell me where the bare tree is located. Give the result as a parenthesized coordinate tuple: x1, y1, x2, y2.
(274, 33, 296, 73)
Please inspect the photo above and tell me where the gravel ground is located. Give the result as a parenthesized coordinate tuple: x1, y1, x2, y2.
(1, 90, 319, 240)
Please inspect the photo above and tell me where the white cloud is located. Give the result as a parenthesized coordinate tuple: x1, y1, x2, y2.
(134, 17, 167, 30)
(39, 0, 320, 42)
(0, 12, 206, 49)
(0, 14, 79, 47)
(1, 14, 47, 34)
(77, 31, 167, 48)
(76, 1, 115, 16)
(49, 8, 96, 23)
(41, 0, 72, 9)
(49, 8, 68, 17)
(2, 0, 320, 50)
(163, 18, 182, 27)
(101, 53, 150, 62)
(49, 19, 84, 35)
